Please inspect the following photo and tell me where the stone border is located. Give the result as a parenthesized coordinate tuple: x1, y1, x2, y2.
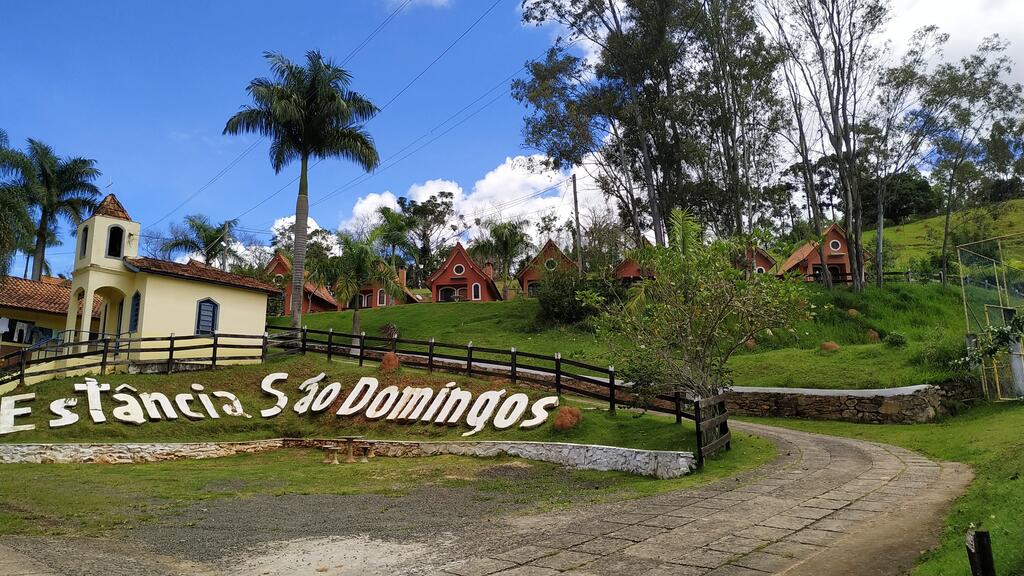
(0, 438, 696, 478)
(727, 384, 947, 423)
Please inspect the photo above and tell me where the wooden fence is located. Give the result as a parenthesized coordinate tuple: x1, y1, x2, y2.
(0, 326, 731, 465)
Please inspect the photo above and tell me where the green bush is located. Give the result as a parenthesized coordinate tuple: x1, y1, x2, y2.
(536, 268, 617, 325)
(885, 331, 908, 348)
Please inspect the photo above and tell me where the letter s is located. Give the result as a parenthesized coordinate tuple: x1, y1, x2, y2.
(260, 373, 289, 418)
(519, 396, 559, 430)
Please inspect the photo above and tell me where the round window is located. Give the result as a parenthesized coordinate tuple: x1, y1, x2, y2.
(544, 258, 557, 271)
(755, 266, 766, 274)
(829, 239, 842, 251)
(453, 264, 466, 276)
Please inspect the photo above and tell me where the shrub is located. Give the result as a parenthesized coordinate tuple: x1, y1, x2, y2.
(379, 352, 400, 374)
(536, 268, 615, 325)
(379, 322, 398, 340)
(885, 332, 908, 348)
(552, 406, 582, 431)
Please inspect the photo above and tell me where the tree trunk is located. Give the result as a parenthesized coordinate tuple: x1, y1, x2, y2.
(290, 155, 310, 328)
(351, 298, 361, 346)
(31, 212, 47, 281)
(940, 171, 957, 287)
(502, 272, 509, 300)
(875, 178, 886, 288)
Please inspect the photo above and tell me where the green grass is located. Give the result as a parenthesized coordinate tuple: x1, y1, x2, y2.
(744, 401, 1024, 575)
(863, 199, 1024, 265)
(272, 283, 969, 390)
(0, 356, 774, 537)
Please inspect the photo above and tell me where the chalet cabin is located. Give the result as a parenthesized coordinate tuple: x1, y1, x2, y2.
(338, 266, 423, 310)
(612, 258, 654, 284)
(517, 239, 577, 297)
(428, 242, 502, 302)
(780, 223, 856, 282)
(264, 253, 337, 314)
(0, 276, 101, 363)
(738, 247, 777, 275)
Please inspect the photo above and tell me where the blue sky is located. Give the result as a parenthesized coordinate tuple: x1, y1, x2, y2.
(1, 0, 584, 275)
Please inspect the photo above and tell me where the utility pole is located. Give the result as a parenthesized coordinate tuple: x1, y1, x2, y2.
(572, 174, 583, 275)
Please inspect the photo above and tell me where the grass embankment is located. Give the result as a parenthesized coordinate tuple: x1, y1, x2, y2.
(0, 355, 774, 536)
(272, 283, 968, 390)
(863, 198, 1024, 265)
(747, 402, 1024, 576)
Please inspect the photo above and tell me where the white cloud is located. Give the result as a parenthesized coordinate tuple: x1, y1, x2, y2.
(340, 154, 612, 245)
(271, 215, 342, 256)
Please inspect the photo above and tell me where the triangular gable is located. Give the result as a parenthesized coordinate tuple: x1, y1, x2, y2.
(516, 239, 576, 280)
(93, 194, 132, 221)
(428, 242, 502, 300)
(780, 223, 848, 272)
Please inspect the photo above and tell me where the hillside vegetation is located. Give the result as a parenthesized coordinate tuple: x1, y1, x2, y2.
(864, 198, 1024, 266)
(270, 282, 970, 390)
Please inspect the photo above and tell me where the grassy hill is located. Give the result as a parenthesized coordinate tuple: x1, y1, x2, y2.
(863, 198, 1024, 266)
(270, 282, 970, 390)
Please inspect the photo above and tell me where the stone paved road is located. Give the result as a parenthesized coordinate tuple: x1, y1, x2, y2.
(441, 422, 949, 576)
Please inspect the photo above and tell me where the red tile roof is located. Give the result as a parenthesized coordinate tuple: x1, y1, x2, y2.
(93, 194, 131, 221)
(780, 223, 846, 272)
(263, 253, 337, 306)
(124, 257, 281, 295)
(0, 276, 101, 318)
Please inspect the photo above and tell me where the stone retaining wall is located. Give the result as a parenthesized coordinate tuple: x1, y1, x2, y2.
(0, 439, 283, 464)
(0, 438, 695, 478)
(284, 438, 695, 479)
(726, 384, 947, 423)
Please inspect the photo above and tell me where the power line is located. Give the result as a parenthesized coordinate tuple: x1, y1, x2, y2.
(340, 0, 412, 66)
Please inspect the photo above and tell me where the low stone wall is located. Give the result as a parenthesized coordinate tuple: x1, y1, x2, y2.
(285, 438, 695, 479)
(0, 438, 695, 478)
(0, 439, 283, 464)
(726, 384, 947, 423)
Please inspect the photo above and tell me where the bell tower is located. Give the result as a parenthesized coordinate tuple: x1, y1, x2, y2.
(73, 193, 141, 273)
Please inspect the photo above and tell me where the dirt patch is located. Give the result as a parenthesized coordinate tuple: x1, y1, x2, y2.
(782, 461, 975, 576)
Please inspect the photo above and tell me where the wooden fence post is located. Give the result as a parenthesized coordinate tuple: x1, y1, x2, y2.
(608, 365, 616, 413)
(554, 353, 562, 396)
(261, 332, 268, 364)
(327, 328, 333, 362)
(167, 333, 176, 375)
(301, 326, 308, 355)
(427, 338, 435, 373)
(694, 399, 704, 468)
(19, 349, 26, 387)
(211, 331, 219, 369)
(391, 334, 398, 353)
(101, 338, 110, 375)
(510, 347, 517, 384)
(674, 390, 682, 424)
(358, 332, 366, 366)
(966, 530, 996, 576)
(466, 342, 473, 377)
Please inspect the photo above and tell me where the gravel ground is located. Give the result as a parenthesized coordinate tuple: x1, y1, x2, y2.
(1, 465, 569, 576)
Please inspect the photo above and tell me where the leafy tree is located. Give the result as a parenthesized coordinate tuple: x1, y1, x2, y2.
(928, 36, 1024, 284)
(224, 50, 380, 328)
(860, 169, 941, 224)
(0, 139, 100, 280)
(602, 209, 809, 403)
(374, 206, 416, 268)
(159, 214, 239, 269)
(397, 190, 468, 287)
(332, 232, 404, 340)
(0, 129, 35, 274)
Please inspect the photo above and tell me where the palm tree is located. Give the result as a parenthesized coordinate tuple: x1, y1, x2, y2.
(333, 232, 404, 342)
(375, 206, 416, 267)
(0, 139, 100, 280)
(159, 214, 239, 269)
(0, 130, 35, 274)
(224, 50, 380, 328)
(471, 218, 532, 299)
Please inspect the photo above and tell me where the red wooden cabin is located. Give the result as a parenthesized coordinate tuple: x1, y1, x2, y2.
(428, 242, 502, 302)
(264, 253, 337, 315)
(737, 246, 777, 275)
(517, 239, 577, 297)
(780, 223, 858, 282)
(337, 266, 423, 310)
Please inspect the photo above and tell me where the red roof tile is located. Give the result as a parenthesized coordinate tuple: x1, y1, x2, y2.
(124, 257, 281, 295)
(0, 276, 101, 318)
(93, 194, 131, 221)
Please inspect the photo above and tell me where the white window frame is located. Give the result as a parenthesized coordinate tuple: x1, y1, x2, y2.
(755, 266, 766, 274)
(79, 226, 89, 259)
(194, 298, 219, 335)
(453, 263, 466, 276)
(472, 283, 481, 300)
(829, 239, 842, 251)
(106, 225, 125, 258)
(377, 289, 386, 306)
(544, 258, 557, 271)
